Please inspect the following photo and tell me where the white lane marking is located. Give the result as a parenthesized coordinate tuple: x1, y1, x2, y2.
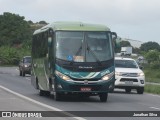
(16, 68, 19, 71)
(150, 107, 160, 110)
(26, 78, 30, 80)
(0, 85, 86, 120)
(147, 93, 160, 98)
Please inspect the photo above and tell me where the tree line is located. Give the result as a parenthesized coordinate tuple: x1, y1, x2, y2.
(0, 12, 47, 64)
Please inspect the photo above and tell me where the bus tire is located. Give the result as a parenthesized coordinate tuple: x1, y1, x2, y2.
(45, 91, 50, 96)
(19, 70, 22, 76)
(36, 78, 39, 89)
(39, 90, 45, 96)
(99, 93, 108, 102)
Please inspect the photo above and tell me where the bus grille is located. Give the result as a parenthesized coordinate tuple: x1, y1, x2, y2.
(120, 78, 138, 82)
(71, 78, 100, 81)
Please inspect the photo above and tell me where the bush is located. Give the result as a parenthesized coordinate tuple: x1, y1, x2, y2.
(0, 46, 31, 65)
(145, 84, 160, 94)
(0, 46, 19, 64)
(150, 62, 160, 69)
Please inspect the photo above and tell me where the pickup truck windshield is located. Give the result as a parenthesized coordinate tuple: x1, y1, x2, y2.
(115, 60, 138, 68)
(24, 57, 31, 63)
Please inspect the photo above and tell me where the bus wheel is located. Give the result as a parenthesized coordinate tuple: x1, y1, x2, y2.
(45, 91, 50, 96)
(39, 90, 45, 96)
(99, 93, 108, 102)
(39, 90, 50, 96)
(54, 92, 62, 101)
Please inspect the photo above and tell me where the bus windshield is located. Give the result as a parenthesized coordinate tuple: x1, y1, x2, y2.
(56, 31, 113, 62)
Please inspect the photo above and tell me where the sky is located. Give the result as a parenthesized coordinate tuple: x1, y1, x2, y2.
(0, 0, 160, 44)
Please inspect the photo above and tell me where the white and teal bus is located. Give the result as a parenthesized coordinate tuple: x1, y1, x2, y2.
(31, 22, 117, 102)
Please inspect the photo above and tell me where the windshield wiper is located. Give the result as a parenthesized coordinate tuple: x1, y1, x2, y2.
(70, 44, 82, 65)
(86, 44, 102, 66)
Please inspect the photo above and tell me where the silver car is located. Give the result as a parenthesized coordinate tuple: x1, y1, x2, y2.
(19, 56, 31, 77)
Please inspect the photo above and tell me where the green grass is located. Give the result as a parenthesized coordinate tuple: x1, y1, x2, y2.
(144, 68, 160, 83)
(145, 84, 160, 94)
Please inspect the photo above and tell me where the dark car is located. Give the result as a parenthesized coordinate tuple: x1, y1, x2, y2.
(19, 56, 31, 77)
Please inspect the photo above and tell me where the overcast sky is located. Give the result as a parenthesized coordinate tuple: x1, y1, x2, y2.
(0, 0, 160, 44)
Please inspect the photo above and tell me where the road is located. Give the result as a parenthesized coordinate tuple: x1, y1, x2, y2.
(0, 67, 160, 120)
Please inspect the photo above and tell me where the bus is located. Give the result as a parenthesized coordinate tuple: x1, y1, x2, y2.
(31, 22, 117, 102)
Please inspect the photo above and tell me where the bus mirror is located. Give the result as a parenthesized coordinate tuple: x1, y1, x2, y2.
(48, 37, 52, 47)
(111, 32, 120, 48)
(115, 39, 120, 48)
(111, 32, 117, 41)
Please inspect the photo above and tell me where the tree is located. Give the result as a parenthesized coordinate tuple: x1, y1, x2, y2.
(133, 47, 141, 54)
(39, 21, 48, 25)
(145, 50, 159, 64)
(145, 50, 160, 69)
(0, 12, 32, 46)
(140, 41, 160, 52)
(28, 20, 34, 24)
(115, 40, 131, 53)
(120, 40, 131, 47)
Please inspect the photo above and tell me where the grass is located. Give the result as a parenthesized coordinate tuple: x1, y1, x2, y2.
(144, 67, 160, 95)
(145, 84, 160, 94)
(143, 67, 160, 83)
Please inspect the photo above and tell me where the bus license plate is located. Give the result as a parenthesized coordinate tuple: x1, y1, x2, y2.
(125, 81, 133, 85)
(80, 87, 91, 91)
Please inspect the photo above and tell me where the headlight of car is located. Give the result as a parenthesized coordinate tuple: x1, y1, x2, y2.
(55, 70, 70, 81)
(102, 71, 114, 80)
(24, 65, 28, 67)
(138, 72, 144, 76)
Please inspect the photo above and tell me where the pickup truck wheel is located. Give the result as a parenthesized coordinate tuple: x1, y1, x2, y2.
(19, 70, 22, 76)
(99, 93, 108, 102)
(137, 87, 144, 94)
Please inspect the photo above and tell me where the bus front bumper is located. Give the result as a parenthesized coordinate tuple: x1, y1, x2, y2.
(53, 77, 115, 93)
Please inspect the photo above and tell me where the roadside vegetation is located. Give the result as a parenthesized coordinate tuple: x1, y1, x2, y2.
(144, 68, 160, 83)
(141, 49, 160, 94)
(0, 12, 47, 65)
(145, 84, 160, 94)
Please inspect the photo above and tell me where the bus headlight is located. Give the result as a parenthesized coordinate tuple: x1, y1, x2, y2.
(24, 65, 28, 67)
(102, 71, 114, 81)
(55, 70, 70, 81)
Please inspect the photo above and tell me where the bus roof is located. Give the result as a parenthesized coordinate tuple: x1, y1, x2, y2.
(33, 21, 110, 35)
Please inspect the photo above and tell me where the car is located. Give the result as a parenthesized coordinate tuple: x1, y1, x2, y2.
(114, 57, 145, 94)
(19, 56, 31, 77)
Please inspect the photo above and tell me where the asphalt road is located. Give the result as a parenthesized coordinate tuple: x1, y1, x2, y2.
(0, 67, 160, 120)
